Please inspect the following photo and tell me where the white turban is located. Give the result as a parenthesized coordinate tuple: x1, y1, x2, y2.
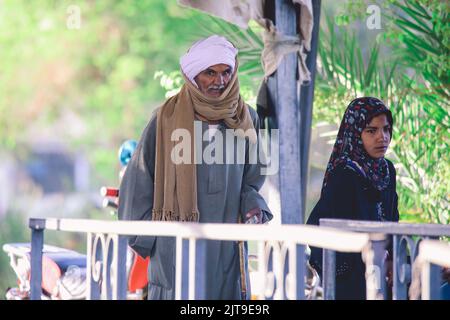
(180, 35, 238, 85)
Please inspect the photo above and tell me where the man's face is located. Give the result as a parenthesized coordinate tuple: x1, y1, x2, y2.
(194, 64, 232, 98)
(361, 113, 391, 159)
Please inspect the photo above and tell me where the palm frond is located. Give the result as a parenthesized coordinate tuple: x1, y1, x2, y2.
(316, 7, 449, 224)
(193, 15, 264, 79)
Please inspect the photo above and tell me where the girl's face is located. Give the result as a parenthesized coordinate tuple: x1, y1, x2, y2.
(361, 114, 391, 159)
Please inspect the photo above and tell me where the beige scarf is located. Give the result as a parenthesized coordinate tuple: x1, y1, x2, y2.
(152, 62, 257, 222)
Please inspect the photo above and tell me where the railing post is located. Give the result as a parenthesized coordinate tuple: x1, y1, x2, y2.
(114, 235, 128, 300)
(323, 249, 336, 300)
(175, 236, 182, 300)
(87, 233, 101, 300)
(29, 218, 45, 300)
(194, 239, 207, 300)
(393, 235, 407, 300)
(105, 238, 113, 300)
(176, 238, 190, 300)
(364, 234, 387, 300)
(421, 262, 442, 300)
(181, 239, 190, 299)
(296, 244, 305, 299)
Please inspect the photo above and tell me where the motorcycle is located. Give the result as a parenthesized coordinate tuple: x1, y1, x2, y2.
(3, 140, 147, 300)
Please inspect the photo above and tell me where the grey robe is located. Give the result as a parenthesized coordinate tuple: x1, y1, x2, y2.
(118, 106, 272, 300)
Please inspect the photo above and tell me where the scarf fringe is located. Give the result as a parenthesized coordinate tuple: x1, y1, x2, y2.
(151, 208, 163, 221)
(152, 209, 199, 222)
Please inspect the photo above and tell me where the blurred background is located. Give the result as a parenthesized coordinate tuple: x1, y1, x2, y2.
(0, 0, 448, 297)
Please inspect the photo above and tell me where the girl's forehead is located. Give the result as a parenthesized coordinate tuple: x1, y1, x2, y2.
(368, 113, 388, 123)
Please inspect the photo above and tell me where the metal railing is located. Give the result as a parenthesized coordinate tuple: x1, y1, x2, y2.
(28, 218, 375, 300)
(320, 219, 450, 300)
(411, 239, 450, 300)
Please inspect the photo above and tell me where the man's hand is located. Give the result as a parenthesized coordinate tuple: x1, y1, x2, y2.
(245, 208, 262, 224)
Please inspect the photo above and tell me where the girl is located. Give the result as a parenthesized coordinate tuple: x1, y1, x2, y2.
(307, 97, 399, 300)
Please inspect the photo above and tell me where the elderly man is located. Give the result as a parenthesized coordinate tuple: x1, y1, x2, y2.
(118, 35, 272, 300)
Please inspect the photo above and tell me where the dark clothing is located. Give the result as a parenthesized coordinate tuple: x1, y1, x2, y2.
(307, 159, 399, 300)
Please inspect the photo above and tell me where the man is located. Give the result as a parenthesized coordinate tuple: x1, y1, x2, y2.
(118, 35, 272, 300)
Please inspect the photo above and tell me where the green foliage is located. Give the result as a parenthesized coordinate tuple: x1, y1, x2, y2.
(154, 70, 183, 98)
(315, 2, 449, 224)
(193, 16, 265, 79)
(0, 1, 269, 187)
(386, 0, 449, 98)
(316, 11, 396, 122)
(0, 0, 214, 186)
